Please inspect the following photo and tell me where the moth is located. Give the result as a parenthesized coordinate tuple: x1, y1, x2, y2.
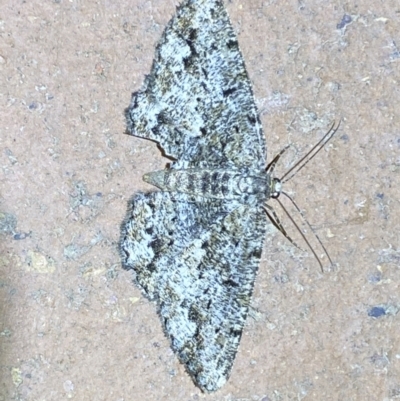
(120, 0, 337, 392)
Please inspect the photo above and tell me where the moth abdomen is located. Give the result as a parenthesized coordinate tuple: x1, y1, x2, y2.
(143, 168, 271, 202)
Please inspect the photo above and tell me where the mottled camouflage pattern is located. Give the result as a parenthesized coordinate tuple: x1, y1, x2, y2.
(121, 0, 269, 392)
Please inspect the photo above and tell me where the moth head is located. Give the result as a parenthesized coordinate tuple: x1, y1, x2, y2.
(270, 177, 282, 199)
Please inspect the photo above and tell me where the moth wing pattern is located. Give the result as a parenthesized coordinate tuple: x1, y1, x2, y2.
(121, 191, 230, 299)
(125, 0, 266, 170)
(120, 192, 267, 392)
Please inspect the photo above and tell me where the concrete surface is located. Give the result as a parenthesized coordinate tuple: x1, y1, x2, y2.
(1, 0, 399, 400)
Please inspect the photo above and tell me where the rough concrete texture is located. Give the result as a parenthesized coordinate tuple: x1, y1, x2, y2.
(1, 0, 399, 400)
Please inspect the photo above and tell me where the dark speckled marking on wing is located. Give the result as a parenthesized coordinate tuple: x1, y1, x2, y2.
(120, 191, 267, 392)
(125, 0, 266, 170)
(121, 0, 272, 393)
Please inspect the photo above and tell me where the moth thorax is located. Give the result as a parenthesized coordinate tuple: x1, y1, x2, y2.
(238, 175, 270, 195)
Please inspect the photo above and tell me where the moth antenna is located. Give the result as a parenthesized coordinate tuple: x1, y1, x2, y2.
(266, 144, 290, 174)
(280, 121, 340, 183)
